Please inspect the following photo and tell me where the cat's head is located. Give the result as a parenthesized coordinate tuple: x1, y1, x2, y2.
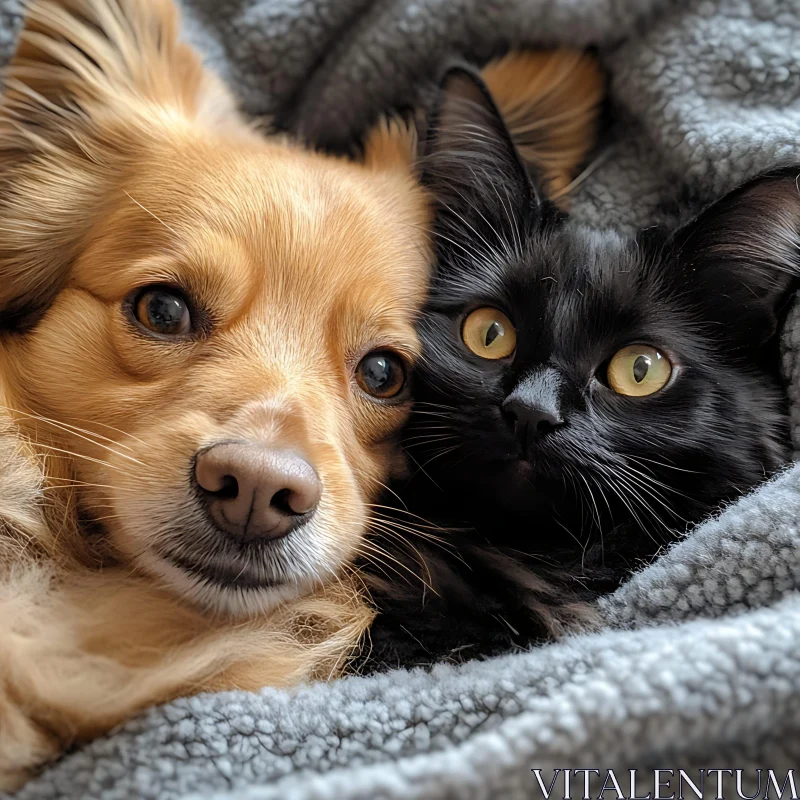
(408, 66, 798, 557)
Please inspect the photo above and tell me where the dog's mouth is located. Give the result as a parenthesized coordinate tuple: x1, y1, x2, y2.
(140, 511, 343, 615)
(159, 544, 285, 591)
(102, 438, 364, 615)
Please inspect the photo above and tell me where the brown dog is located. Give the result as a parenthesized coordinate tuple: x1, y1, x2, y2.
(0, 0, 604, 782)
(0, 0, 430, 787)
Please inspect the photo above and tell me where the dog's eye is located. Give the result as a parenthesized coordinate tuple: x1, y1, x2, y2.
(462, 307, 516, 360)
(607, 345, 672, 397)
(134, 288, 191, 336)
(356, 351, 406, 399)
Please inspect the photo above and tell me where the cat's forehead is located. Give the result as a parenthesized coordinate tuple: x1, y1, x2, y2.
(431, 222, 663, 321)
(528, 226, 643, 288)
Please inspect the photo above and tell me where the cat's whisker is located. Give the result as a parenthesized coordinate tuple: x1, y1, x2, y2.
(403, 449, 444, 493)
(574, 470, 602, 533)
(598, 463, 680, 542)
(551, 462, 592, 566)
(593, 464, 652, 541)
(403, 436, 459, 451)
(414, 401, 459, 411)
(625, 453, 699, 473)
(562, 464, 589, 547)
(616, 463, 691, 517)
(565, 440, 677, 545)
(438, 192, 513, 263)
(403, 426, 455, 439)
(624, 454, 703, 484)
(488, 179, 524, 258)
(432, 228, 497, 266)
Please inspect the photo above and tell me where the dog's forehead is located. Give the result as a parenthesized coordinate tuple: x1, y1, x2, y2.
(153, 142, 429, 290)
(216, 155, 426, 306)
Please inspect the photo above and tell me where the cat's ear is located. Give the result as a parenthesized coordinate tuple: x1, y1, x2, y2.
(670, 167, 800, 348)
(421, 65, 548, 250)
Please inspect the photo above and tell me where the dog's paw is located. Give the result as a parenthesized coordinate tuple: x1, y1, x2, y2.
(0, 673, 63, 792)
(0, 567, 66, 790)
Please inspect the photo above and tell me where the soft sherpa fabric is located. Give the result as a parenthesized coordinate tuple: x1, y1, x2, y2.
(6, 0, 800, 797)
(11, 467, 800, 800)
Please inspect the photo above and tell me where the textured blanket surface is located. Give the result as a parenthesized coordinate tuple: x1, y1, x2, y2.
(7, 0, 800, 796)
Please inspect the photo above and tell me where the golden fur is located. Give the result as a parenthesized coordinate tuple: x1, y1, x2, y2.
(0, 0, 430, 787)
(0, 0, 603, 783)
(482, 49, 604, 200)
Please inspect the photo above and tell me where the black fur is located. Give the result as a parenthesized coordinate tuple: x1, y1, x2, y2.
(356, 67, 800, 672)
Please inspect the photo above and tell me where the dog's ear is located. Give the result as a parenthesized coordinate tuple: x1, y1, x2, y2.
(420, 65, 554, 262)
(361, 117, 418, 174)
(670, 167, 800, 351)
(0, 0, 246, 330)
(481, 50, 604, 201)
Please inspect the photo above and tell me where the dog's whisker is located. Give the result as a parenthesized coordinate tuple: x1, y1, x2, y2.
(47, 425, 148, 469)
(367, 503, 451, 531)
(403, 435, 459, 450)
(29, 442, 145, 478)
(2, 405, 152, 470)
(368, 520, 447, 554)
(367, 514, 456, 546)
(414, 445, 461, 474)
(357, 540, 437, 594)
(124, 190, 178, 235)
(1, 405, 138, 453)
(61, 415, 150, 447)
(41, 480, 127, 492)
(366, 524, 438, 586)
(370, 479, 411, 513)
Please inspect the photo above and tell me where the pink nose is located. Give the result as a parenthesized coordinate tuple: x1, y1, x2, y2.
(194, 443, 321, 541)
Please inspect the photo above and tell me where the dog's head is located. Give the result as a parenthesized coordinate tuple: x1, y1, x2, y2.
(0, 0, 430, 615)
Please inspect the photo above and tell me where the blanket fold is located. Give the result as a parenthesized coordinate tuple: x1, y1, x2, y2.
(6, 0, 800, 796)
(13, 464, 800, 799)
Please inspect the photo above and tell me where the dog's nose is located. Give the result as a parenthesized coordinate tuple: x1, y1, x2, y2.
(194, 443, 321, 542)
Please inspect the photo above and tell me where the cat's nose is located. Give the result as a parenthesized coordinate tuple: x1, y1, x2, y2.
(503, 398, 565, 452)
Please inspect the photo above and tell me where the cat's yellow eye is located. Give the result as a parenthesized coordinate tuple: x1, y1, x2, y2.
(607, 345, 672, 397)
(462, 308, 517, 360)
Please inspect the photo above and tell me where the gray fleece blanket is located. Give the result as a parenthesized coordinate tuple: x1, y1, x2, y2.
(8, 0, 800, 797)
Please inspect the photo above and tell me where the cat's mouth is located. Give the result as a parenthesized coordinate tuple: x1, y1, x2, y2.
(512, 452, 570, 480)
(509, 433, 573, 475)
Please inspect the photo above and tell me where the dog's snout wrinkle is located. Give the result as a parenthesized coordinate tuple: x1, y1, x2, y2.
(195, 443, 321, 542)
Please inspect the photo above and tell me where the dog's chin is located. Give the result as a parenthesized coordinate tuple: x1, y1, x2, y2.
(135, 521, 345, 618)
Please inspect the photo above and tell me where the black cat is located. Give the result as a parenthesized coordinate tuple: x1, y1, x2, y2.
(358, 66, 799, 671)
